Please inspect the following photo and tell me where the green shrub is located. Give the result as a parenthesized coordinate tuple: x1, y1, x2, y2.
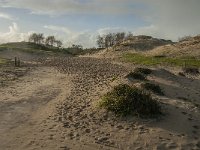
(141, 82, 164, 96)
(99, 84, 161, 117)
(126, 72, 146, 80)
(134, 67, 152, 75)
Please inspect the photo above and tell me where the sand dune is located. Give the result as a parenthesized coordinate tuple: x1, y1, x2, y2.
(0, 57, 200, 149)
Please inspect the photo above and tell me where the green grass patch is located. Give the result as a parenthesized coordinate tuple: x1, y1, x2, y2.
(0, 58, 8, 65)
(99, 84, 161, 117)
(0, 42, 71, 55)
(123, 53, 200, 67)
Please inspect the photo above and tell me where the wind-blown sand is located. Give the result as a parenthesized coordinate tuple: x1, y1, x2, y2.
(0, 57, 200, 150)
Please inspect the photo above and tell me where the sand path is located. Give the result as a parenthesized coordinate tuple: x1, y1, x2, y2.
(0, 67, 78, 150)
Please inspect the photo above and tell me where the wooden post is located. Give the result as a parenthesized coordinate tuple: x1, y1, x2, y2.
(15, 57, 17, 67)
(17, 57, 20, 67)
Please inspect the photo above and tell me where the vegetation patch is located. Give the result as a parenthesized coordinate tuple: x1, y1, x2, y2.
(0, 58, 8, 65)
(141, 82, 164, 96)
(183, 67, 199, 75)
(123, 53, 200, 67)
(134, 67, 152, 75)
(126, 72, 146, 81)
(99, 84, 161, 117)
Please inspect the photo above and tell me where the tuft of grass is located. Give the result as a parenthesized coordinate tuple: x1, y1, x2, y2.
(183, 67, 199, 75)
(126, 72, 146, 80)
(141, 82, 164, 96)
(123, 53, 200, 67)
(99, 84, 161, 117)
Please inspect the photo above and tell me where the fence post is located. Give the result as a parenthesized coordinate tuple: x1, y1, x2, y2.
(17, 57, 20, 67)
(15, 57, 17, 67)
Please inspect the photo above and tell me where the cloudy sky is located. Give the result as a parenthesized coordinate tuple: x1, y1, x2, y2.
(0, 0, 200, 47)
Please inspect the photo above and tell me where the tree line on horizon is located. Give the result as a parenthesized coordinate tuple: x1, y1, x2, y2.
(96, 32, 134, 48)
(29, 32, 135, 50)
(28, 33, 63, 48)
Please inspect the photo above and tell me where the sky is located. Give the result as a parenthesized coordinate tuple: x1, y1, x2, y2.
(0, 0, 200, 48)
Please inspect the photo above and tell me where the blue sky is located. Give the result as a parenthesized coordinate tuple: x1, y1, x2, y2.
(0, 0, 200, 47)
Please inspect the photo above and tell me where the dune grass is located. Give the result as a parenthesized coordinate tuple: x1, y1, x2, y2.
(141, 82, 164, 96)
(99, 84, 161, 117)
(123, 53, 200, 67)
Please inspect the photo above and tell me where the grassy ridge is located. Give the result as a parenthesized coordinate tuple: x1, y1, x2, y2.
(123, 53, 200, 67)
(0, 42, 71, 55)
(99, 84, 161, 117)
(0, 42, 103, 56)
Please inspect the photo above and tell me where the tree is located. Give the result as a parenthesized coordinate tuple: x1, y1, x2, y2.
(45, 36, 56, 47)
(29, 33, 44, 44)
(29, 33, 38, 43)
(96, 35, 105, 48)
(55, 40, 63, 48)
(125, 32, 134, 40)
(115, 32, 125, 44)
(105, 33, 115, 48)
(37, 33, 44, 45)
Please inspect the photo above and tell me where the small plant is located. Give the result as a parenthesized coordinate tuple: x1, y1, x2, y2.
(126, 72, 146, 80)
(141, 82, 164, 96)
(111, 75, 118, 82)
(183, 67, 199, 75)
(99, 84, 161, 117)
(134, 67, 152, 75)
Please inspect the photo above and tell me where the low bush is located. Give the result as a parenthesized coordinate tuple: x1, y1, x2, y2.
(141, 82, 164, 96)
(99, 84, 161, 117)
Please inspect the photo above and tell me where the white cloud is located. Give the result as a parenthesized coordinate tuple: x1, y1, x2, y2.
(1, 0, 200, 46)
(133, 25, 168, 40)
(97, 27, 128, 36)
(44, 25, 96, 48)
(1, 0, 200, 42)
(44, 25, 72, 35)
(44, 25, 137, 48)
(0, 12, 13, 20)
(0, 22, 30, 43)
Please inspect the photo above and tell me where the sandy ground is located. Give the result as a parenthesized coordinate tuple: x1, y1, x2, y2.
(0, 57, 200, 150)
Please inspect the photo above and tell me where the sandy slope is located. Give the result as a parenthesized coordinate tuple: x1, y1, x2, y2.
(0, 67, 71, 149)
(0, 57, 200, 150)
